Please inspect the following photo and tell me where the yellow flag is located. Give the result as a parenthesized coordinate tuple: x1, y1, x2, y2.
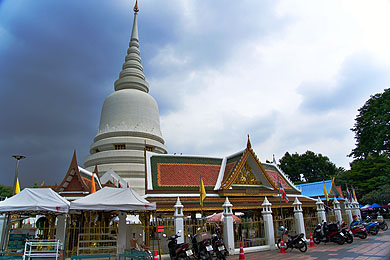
(352, 186, 357, 202)
(323, 181, 329, 201)
(15, 178, 21, 194)
(328, 177, 335, 195)
(200, 176, 206, 207)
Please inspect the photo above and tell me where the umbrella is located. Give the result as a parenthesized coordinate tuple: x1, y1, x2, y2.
(206, 213, 241, 223)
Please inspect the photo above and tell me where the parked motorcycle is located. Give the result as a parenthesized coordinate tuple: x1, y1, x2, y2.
(361, 217, 380, 235)
(350, 224, 368, 239)
(211, 227, 228, 260)
(191, 231, 214, 260)
(163, 231, 193, 260)
(276, 226, 307, 253)
(313, 222, 345, 245)
(340, 221, 353, 244)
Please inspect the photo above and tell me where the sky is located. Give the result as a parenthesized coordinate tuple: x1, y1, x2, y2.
(1, 0, 390, 188)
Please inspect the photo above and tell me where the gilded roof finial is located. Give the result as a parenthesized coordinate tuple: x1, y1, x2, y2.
(247, 134, 251, 149)
(133, 0, 139, 13)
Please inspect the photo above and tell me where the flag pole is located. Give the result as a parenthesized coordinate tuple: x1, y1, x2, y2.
(200, 173, 203, 227)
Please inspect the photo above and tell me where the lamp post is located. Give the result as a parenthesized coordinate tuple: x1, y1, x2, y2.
(0, 155, 26, 250)
(11, 155, 26, 195)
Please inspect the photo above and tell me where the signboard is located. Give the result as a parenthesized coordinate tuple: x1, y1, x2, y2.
(157, 225, 164, 233)
(8, 229, 36, 250)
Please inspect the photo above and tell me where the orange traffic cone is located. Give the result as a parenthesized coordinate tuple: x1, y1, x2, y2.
(153, 250, 158, 260)
(279, 236, 286, 253)
(309, 232, 316, 247)
(238, 242, 247, 260)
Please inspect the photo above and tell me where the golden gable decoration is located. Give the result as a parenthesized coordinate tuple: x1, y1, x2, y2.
(234, 162, 262, 185)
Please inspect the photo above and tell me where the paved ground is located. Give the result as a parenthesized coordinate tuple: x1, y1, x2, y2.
(228, 230, 390, 260)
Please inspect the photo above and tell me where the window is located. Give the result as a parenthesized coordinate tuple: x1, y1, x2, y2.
(146, 146, 153, 152)
(114, 144, 126, 150)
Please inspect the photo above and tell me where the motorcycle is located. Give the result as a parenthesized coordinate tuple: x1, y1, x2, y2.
(163, 231, 193, 260)
(276, 226, 307, 253)
(350, 224, 368, 239)
(313, 222, 345, 245)
(340, 221, 353, 244)
(211, 227, 228, 260)
(191, 231, 214, 260)
(361, 217, 380, 235)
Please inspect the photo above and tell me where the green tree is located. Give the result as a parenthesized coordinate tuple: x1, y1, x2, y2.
(335, 154, 390, 201)
(360, 184, 390, 205)
(0, 184, 12, 198)
(350, 88, 390, 159)
(278, 150, 343, 183)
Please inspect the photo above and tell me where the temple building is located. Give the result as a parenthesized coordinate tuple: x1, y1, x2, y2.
(145, 138, 316, 214)
(84, 1, 167, 195)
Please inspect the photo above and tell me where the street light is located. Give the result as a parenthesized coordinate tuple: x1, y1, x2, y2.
(11, 155, 26, 195)
(0, 155, 26, 250)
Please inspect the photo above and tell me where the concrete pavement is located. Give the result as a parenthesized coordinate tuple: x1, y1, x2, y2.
(228, 230, 390, 260)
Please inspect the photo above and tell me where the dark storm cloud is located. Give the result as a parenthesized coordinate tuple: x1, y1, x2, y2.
(0, 0, 136, 187)
(143, 0, 290, 115)
(298, 53, 390, 114)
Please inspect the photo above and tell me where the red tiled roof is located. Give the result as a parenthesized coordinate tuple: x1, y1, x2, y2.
(82, 177, 100, 192)
(265, 170, 292, 189)
(223, 161, 237, 183)
(157, 163, 220, 187)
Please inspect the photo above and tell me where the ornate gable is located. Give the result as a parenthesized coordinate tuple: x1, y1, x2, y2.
(234, 162, 262, 185)
(221, 138, 277, 191)
(55, 151, 89, 193)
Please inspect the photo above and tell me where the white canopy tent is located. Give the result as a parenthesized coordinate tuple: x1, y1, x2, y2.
(0, 188, 70, 214)
(70, 187, 156, 211)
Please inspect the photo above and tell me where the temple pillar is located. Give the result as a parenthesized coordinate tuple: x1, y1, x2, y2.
(293, 197, 305, 237)
(332, 198, 343, 224)
(117, 212, 127, 255)
(261, 197, 275, 248)
(222, 197, 235, 255)
(316, 197, 326, 223)
(55, 214, 67, 246)
(174, 197, 184, 244)
(344, 200, 353, 225)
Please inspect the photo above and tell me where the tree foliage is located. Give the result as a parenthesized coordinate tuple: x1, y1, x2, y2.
(278, 151, 343, 183)
(0, 184, 12, 198)
(335, 154, 390, 201)
(360, 184, 390, 205)
(350, 88, 390, 159)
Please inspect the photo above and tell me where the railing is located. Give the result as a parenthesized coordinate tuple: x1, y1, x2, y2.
(23, 239, 62, 260)
(273, 216, 296, 241)
(303, 215, 318, 238)
(235, 217, 265, 248)
(77, 233, 117, 256)
(327, 214, 337, 223)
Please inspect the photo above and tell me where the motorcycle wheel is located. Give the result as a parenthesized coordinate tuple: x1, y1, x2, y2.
(313, 236, 321, 245)
(217, 252, 226, 260)
(297, 240, 307, 253)
(359, 232, 368, 239)
(276, 239, 281, 249)
(346, 234, 353, 244)
(335, 234, 345, 245)
(371, 227, 379, 235)
(381, 224, 388, 231)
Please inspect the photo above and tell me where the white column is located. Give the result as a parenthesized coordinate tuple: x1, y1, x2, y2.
(222, 197, 235, 255)
(293, 197, 305, 237)
(117, 212, 127, 255)
(316, 197, 326, 223)
(351, 199, 361, 220)
(344, 200, 353, 225)
(55, 214, 67, 246)
(332, 198, 343, 224)
(174, 197, 184, 244)
(261, 197, 275, 248)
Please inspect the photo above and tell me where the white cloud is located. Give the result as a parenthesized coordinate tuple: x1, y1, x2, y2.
(152, 1, 390, 169)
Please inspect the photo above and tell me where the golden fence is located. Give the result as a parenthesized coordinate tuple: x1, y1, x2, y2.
(235, 216, 265, 248)
(273, 215, 296, 241)
(303, 214, 319, 238)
